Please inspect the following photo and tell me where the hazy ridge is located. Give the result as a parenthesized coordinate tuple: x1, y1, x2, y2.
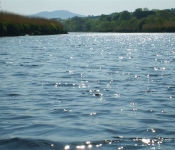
(30, 10, 86, 19)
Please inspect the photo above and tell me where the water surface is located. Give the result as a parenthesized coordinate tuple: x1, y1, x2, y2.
(0, 33, 175, 150)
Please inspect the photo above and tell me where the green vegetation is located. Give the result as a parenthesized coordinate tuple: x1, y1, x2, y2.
(0, 11, 67, 37)
(63, 8, 175, 32)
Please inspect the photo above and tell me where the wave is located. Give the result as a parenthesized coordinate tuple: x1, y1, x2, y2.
(0, 138, 64, 150)
(0, 137, 175, 150)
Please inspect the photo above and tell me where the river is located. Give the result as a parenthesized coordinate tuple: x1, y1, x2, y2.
(0, 33, 175, 150)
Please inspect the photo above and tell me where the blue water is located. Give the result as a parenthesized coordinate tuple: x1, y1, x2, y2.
(0, 33, 175, 150)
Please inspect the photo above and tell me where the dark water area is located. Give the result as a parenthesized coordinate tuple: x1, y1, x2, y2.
(0, 33, 175, 150)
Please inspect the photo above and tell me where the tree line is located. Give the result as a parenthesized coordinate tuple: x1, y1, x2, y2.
(63, 8, 175, 32)
(0, 11, 67, 37)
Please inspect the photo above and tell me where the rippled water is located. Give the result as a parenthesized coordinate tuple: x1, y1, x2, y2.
(0, 33, 175, 150)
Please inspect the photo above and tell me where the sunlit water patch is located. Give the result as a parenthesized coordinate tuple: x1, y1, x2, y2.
(0, 33, 175, 149)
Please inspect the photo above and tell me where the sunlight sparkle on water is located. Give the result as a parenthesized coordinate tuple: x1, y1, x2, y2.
(76, 145, 85, 149)
(142, 139, 150, 145)
(64, 145, 70, 149)
(1, 33, 175, 150)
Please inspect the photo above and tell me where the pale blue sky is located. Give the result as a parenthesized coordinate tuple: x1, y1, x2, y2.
(1, 0, 175, 16)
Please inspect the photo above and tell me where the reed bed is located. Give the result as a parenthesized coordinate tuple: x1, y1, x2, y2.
(142, 22, 175, 32)
(0, 11, 67, 36)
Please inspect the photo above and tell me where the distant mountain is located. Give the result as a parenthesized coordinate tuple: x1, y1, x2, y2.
(30, 10, 86, 19)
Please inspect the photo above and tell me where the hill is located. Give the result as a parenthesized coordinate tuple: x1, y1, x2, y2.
(31, 10, 86, 19)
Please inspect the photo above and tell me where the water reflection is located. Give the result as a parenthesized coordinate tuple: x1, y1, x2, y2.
(0, 33, 175, 150)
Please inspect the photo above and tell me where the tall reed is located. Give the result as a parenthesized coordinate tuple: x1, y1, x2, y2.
(0, 11, 67, 36)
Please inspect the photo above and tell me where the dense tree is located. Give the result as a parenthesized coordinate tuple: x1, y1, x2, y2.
(111, 13, 120, 21)
(133, 8, 142, 19)
(119, 11, 131, 21)
(156, 10, 172, 20)
(143, 8, 149, 11)
(63, 8, 175, 33)
(133, 8, 155, 19)
(99, 14, 112, 22)
(83, 21, 91, 31)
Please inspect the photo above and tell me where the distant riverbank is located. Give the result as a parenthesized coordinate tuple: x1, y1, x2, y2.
(63, 8, 175, 32)
(0, 11, 67, 37)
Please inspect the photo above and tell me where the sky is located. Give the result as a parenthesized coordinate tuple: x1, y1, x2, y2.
(0, 0, 175, 16)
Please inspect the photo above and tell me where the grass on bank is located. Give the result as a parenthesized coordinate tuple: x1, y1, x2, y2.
(0, 11, 67, 36)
